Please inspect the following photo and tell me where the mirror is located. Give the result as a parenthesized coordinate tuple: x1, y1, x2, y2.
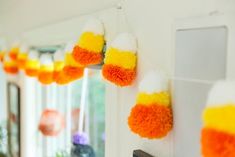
(174, 26, 227, 157)
(7, 83, 21, 157)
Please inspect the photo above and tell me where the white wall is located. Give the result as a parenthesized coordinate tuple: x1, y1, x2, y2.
(0, 0, 235, 157)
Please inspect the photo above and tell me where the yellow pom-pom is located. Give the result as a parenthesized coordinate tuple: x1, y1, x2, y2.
(78, 32, 104, 53)
(136, 92, 170, 106)
(203, 105, 235, 134)
(104, 48, 137, 70)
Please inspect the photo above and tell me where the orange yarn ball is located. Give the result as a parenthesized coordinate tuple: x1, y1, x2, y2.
(201, 127, 235, 157)
(54, 66, 84, 85)
(128, 104, 173, 139)
(38, 71, 54, 85)
(54, 72, 73, 85)
(102, 64, 136, 86)
(63, 66, 84, 81)
(72, 46, 102, 66)
(25, 68, 39, 77)
(3, 66, 18, 74)
(9, 52, 18, 61)
(17, 59, 27, 69)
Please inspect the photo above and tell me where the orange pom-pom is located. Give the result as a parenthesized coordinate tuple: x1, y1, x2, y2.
(17, 59, 27, 69)
(55, 66, 84, 85)
(3, 66, 18, 74)
(38, 71, 54, 85)
(102, 64, 136, 86)
(72, 46, 102, 66)
(9, 52, 18, 61)
(128, 104, 173, 139)
(63, 66, 84, 80)
(55, 71, 73, 85)
(38, 109, 65, 137)
(53, 71, 60, 80)
(25, 68, 39, 77)
(201, 127, 235, 157)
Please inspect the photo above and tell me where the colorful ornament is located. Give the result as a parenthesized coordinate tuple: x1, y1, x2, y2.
(38, 54, 54, 85)
(17, 45, 28, 69)
(128, 71, 173, 139)
(3, 55, 18, 74)
(53, 49, 65, 81)
(102, 33, 137, 86)
(55, 42, 84, 85)
(201, 81, 235, 157)
(38, 109, 65, 137)
(25, 50, 40, 77)
(72, 18, 105, 66)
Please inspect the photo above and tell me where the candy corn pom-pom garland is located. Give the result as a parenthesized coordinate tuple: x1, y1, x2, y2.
(25, 50, 40, 77)
(201, 81, 235, 157)
(55, 42, 84, 85)
(128, 71, 173, 139)
(38, 54, 54, 85)
(38, 109, 65, 137)
(3, 55, 18, 74)
(102, 33, 137, 86)
(17, 45, 28, 69)
(53, 49, 65, 81)
(72, 18, 104, 66)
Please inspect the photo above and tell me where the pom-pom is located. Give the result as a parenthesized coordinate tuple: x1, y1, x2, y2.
(73, 46, 102, 65)
(128, 104, 173, 139)
(201, 127, 235, 157)
(203, 105, 235, 134)
(38, 109, 65, 137)
(72, 132, 89, 145)
(201, 81, 235, 157)
(102, 33, 137, 86)
(3, 55, 18, 74)
(55, 42, 84, 85)
(17, 45, 28, 69)
(38, 54, 54, 85)
(0, 50, 6, 62)
(128, 70, 173, 139)
(206, 81, 235, 107)
(9, 45, 19, 61)
(25, 50, 40, 77)
(53, 50, 65, 81)
(72, 19, 104, 66)
(102, 64, 136, 86)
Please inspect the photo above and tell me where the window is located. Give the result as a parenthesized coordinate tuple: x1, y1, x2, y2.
(35, 68, 105, 157)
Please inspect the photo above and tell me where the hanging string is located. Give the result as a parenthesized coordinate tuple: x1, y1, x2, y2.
(78, 68, 89, 133)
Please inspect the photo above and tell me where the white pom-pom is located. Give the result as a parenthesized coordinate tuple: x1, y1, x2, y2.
(111, 33, 137, 53)
(207, 81, 235, 107)
(139, 70, 169, 93)
(82, 18, 104, 35)
(28, 50, 39, 60)
(40, 54, 53, 65)
(54, 50, 65, 61)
